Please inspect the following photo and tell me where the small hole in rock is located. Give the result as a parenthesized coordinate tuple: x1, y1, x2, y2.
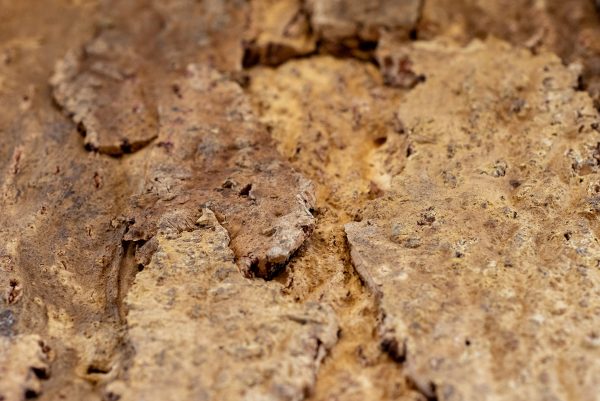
(31, 367, 49, 379)
(239, 183, 252, 196)
(374, 136, 387, 146)
(87, 365, 111, 375)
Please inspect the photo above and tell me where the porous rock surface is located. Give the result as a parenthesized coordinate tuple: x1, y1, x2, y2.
(1, 1, 600, 401)
(346, 39, 600, 401)
(106, 210, 337, 401)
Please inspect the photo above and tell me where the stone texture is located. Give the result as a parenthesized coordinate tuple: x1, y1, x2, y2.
(308, 0, 422, 42)
(51, 0, 248, 155)
(0, 335, 52, 400)
(417, 0, 600, 108)
(346, 39, 600, 401)
(119, 64, 317, 279)
(106, 210, 338, 401)
(248, 56, 416, 401)
(51, 0, 317, 279)
(243, 0, 316, 67)
(2, 1, 600, 401)
(1, 1, 326, 400)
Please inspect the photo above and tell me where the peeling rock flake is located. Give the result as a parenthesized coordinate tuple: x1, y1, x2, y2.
(1, 1, 600, 401)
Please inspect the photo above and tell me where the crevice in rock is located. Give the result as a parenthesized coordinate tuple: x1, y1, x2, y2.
(241, 0, 423, 74)
(115, 240, 142, 323)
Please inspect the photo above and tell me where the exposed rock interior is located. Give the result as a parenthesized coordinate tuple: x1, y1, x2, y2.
(1, 1, 599, 401)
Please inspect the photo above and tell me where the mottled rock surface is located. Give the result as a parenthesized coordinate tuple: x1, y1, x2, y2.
(2, 1, 600, 401)
(248, 56, 418, 401)
(243, 0, 316, 67)
(418, 0, 600, 108)
(346, 40, 600, 401)
(51, 0, 317, 279)
(51, 0, 248, 154)
(0, 335, 51, 400)
(309, 0, 422, 57)
(1, 1, 327, 400)
(107, 210, 337, 401)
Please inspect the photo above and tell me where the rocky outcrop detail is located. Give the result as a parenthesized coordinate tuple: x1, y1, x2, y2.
(243, 0, 316, 67)
(106, 210, 338, 401)
(308, 0, 422, 58)
(51, 0, 248, 155)
(51, 1, 316, 278)
(0, 335, 52, 400)
(119, 64, 316, 279)
(3, 1, 600, 401)
(418, 0, 600, 109)
(346, 39, 600, 401)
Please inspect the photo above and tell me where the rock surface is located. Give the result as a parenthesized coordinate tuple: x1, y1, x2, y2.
(107, 210, 337, 401)
(346, 39, 600, 401)
(0, 335, 51, 400)
(1, 1, 600, 401)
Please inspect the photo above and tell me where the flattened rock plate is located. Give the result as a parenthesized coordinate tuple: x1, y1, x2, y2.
(107, 210, 338, 401)
(346, 40, 600, 401)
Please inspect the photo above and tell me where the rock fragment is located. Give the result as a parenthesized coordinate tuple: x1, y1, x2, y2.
(122, 64, 316, 279)
(243, 0, 316, 67)
(346, 40, 600, 401)
(106, 210, 338, 401)
(0, 335, 52, 401)
(51, 0, 248, 155)
(308, 0, 422, 58)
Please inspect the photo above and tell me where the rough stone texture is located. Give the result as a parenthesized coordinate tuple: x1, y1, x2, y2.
(2, 1, 600, 401)
(106, 210, 338, 401)
(248, 57, 419, 401)
(346, 39, 600, 401)
(0, 2, 135, 399)
(243, 0, 316, 67)
(308, 0, 422, 58)
(418, 0, 600, 108)
(310, 0, 422, 37)
(119, 64, 317, 279)
(1, 1, 327, 400)
(51, 0, 248, 155)
(0, 335, 51, 400)
(51, 1, 316, 279)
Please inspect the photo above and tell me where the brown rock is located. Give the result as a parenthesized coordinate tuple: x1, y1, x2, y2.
(0, 335, 51, 400)
(418, 0, 600, 108)
(346, 39, 600, 401)
(106, 210, 338, 401)
(243, 0, 316, 67)
(121, 64, 316, 279)
(308, 0, 422, 57)
(51, 0, 248, 155)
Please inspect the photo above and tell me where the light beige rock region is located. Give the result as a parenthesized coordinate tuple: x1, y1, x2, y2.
(346, 39, 600, 401)
(106, 210, 338, 401)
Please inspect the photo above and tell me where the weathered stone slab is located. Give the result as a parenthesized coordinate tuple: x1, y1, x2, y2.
(309, 0, 422, 57)
(106, 210, 338, 401)
(346, 40, 600, 401)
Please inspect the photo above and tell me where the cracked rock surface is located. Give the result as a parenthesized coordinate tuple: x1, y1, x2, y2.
(346, 40, 600, 401)
(1, 1, 600, 401)
(107, 210, 337, 401)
